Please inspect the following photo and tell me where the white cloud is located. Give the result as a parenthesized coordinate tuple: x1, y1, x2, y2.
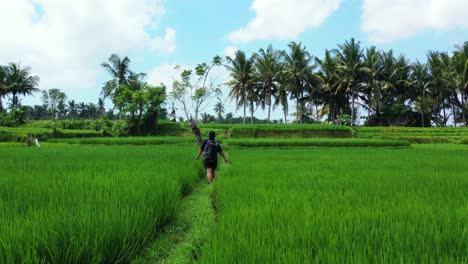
(223, 46, 239, 58)
(227, 0, 341, 43)
(0, 0, 174, 93)
(151, 27, 176, 53)
(147, 64, 184, 91)
(362, 0, 468, 43)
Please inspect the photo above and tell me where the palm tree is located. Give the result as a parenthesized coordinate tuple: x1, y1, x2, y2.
(98, 98, 106, 115)
(214, 101, 225, 123)
(452, 41, 468, 126)
(225, 50, 255, 124)
(427, 51, 453, 127)
(335, 38, 364, 126)
(282, 42, 316, 123)
(254, 45, 281, 123)
(361, 46, 383, 124)
(68, 100, 77, 119)
(101, 54, 131, 105)
(3, 63, 40, 109)
(411, 62, 431, 127)
(0, 66, 6, 111)
(274, 71, 290, 124)
(316, 50, 340, 124)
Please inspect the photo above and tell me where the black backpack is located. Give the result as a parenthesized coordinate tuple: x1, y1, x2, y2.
(203, 140, 218, 163)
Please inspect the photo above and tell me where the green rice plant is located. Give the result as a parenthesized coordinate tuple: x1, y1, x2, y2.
(225, 138, 410, 148)
(354, 126, 468, 134)
(199, 145, 468, 263)
(49, 137, 200, 146)
(459, 137, 468, 144)
(0, 145, 203, 263)
(0, 126, 102, 142)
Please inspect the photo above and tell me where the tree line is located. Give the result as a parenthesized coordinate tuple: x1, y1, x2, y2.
(2, 39, 467, 128)
(224, 39, 468, 127)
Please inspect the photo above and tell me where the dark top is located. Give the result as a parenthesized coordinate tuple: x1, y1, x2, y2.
(200, 139, 223, 153)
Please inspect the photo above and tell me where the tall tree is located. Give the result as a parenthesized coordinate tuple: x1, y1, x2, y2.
(452, 41, 468, 126)
(316, 50, 340, 124)
(3, 63, 40, 109)
(0, 66, 6, 111)
(361, 47, 383, 124)
(226, 50, 255, 124)
(42, 88, 67, 120)
(214, 101, 225, 123)
(411, 62, 432, 127)
(101, 54, 131, 106)
(335, 38, 364, 126)
(254, 45, 282, 123)
(282, 42, 316, 123)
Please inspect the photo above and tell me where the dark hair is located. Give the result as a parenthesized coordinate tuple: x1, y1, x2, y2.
(208, 131, 216, 140)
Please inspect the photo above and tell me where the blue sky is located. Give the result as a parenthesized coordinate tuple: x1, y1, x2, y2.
(1, 0, 467, 120)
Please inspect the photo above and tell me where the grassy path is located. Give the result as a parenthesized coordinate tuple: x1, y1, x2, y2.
(132, 179, 215, 264)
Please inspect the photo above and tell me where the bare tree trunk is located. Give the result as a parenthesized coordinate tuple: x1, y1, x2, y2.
(452, 93, 457, 127)
(461, 89, 466, 127)
(367, 93, 371, 126)
(284, 108, 287, 124)
(243, 100, 246, 125)
(296, 98, 300, 124)
(422, 112, 425, 128)
(267, 101, 271, 124)
(442, 100, 447, 127)
(315, 104, 319, 123)
(351, 87, 355, 127)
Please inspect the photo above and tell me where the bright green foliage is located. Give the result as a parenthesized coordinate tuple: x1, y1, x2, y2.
(459, 137, 468, 144)
(0, 145, 202, 263)
(0, 126, 102, 142)
(200, 145, 468, 263)
(225, 138, 409, 148)
(50, 137, 200, 146)
(354, 127, 468, 143)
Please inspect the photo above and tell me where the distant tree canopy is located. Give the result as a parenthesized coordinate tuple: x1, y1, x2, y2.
(1, 39, 467, 129)
(225, 39, 468, 127)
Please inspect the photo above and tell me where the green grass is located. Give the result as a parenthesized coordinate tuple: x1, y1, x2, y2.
(133, 181, 216, 264)
(48, 136, 201, 146)
(459, 137, 468, 144)
(0, 126, 102, 142)
(0, 145, 203, 263)
(199, 145, 468, 263)
(225, 138, 410, 148)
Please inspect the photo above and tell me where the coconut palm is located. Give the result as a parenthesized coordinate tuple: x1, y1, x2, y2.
(427, 51, 453, 127)
(274, 71, 290, 124)
(316, 50, 340, 124)
(335, 38, 364, 126)
(3, 63, 40, 109)
(361, 47, 383, 124)
(225, 50, 255, 124)
(452, 41, 468, 126)
(254, 45, 282, 123)
(214, 101, 225, 122)
(411, 62, 432, 127)
(0, 66, 6, 111)
(101, 54, 131, 103)
(282, 42, 316, 123)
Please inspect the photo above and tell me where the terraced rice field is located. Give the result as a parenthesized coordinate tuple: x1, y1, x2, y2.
(1, 140, 467, 263)
(200, 145, 468, 263)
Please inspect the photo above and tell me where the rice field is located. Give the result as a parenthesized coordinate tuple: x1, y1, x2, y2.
(200, 145, 468, 263)
(1, 139, 467, 263)
(0, 145, 202, 263)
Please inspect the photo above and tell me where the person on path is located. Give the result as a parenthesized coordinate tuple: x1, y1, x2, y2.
(196, 131, 228, 184)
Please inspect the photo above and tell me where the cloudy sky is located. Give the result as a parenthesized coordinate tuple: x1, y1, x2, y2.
(1, 0, 467, 119)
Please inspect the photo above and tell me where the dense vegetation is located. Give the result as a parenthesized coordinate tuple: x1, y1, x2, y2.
(0, 145, 202, 263)
(226, 138, 410, 148)
(200, 145, 468, 263)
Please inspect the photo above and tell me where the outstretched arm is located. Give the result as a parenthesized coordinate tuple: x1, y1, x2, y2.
(196, 149, 203, 160)
(220, 151, 228, 163)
